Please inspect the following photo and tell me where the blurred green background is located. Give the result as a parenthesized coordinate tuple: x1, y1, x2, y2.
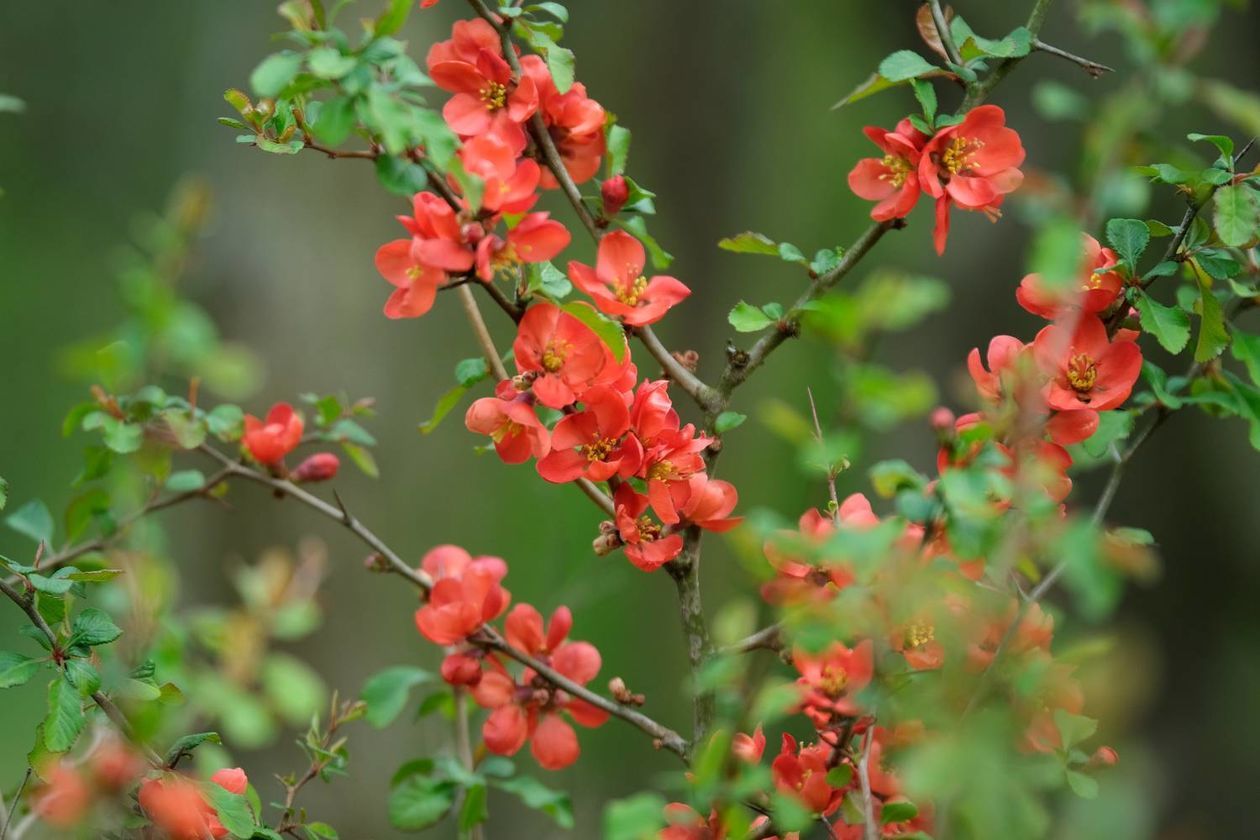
(3, 1, 1260, 837)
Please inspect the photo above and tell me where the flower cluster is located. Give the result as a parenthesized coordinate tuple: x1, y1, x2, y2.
(412, 545, 608, 770)
(849, 105, 1025, 254)
(466, 300, 739, 571)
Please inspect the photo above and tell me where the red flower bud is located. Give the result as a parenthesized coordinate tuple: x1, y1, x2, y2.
(292, 452, 340, 483)
(1090, 746, 1119, 768)
(930, 406, 956, 434)
(601, 175, 629, 218)
(441, 652, 483, 686)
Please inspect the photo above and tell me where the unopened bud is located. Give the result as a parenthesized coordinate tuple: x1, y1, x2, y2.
(601, 175, 629, 218)
(441, 652, 483, 687)
(1089, 746, 1119, 768)
(461, 221, 486, 245)
(592, 532, 621, 556)
(609, 676, 645, 706)
(930, 407, 956, 436)
(363, 553, 391, 573)
(672, 350, 700, 372)
(292, 452, 340, 483)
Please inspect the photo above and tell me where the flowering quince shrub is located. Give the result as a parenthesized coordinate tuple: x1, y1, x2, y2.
(4, 0, 1260, 838)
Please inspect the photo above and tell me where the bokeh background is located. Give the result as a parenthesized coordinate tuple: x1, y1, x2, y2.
(3, 1, 1260, 837)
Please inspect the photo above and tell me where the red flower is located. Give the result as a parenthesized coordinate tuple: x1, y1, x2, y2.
(1017, 233, 1124, 320)
(465, 395, 551, 463)
(614, 485, 684, 571)
(771, 733, 845, 815)
(473, 618, 608, 770)
(458, 132, 542, 215)
(919, 105, 1025, 254)
(967, 335, 1027, 405)
(568, 231, 691, 326)
(1045, 409, 1099, 446)
(33, 763, 91, 828)
(761, 504, 867, 605)
(414, 545, 510, 645)
(793, 640, 874, 725)
(521, 55, 607, 186)
(1033, 316, 1142, 411)
(733, 724, 766, 763)
(291, 452, 340, 483)
(376, 191, 475, 319)
(138, 768, 248, 840)
(848, 118, 929, 222)
(536, 386, 643, 483)
(673, 474, 741, 532)
(428, 23, 538, 142)
(513, 302, 616, 408)
(474, 212, 572, 281)
(242, 403, 303, 466)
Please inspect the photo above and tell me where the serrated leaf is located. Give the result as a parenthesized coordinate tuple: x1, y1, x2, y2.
(1105, 218, 1150, 268)
(1214, 183, 1260, 247)
(389, 776, 456, 831)
(163, 731, 222, 767)
(73, 608, 123, 646)
(878, 50, 937, 82)
(204, 783, 257, 837)
(6, 499, 54, 546)
(606, 124, 631, 177)
(44, 677, 86, 752)
(1194, 273, 1230, 363)
(1134, 291, 1190, 354)
(0, 651, 45, 688)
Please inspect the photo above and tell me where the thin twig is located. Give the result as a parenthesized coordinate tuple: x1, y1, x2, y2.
(0, 769, 31, 840)
(807, 387, 841, 516)
(456, 285, 509, 381)
(927, 0, 963, 66)
(720, 623, 783, 655)
(857, 727, 878, 840)
(1031, 38, 1114, 77)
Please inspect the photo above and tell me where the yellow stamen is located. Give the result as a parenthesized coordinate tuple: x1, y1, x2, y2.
(1065, 353, 1097, 393)
(614, 276, 649, 307)
(903, 622, 935, 650)
(583, 437, 616, 462)
(480, 81, 507, 110)
(541, 341, 569, 373)
(879, 154, 912, 188)
(942, 136, 985, 176)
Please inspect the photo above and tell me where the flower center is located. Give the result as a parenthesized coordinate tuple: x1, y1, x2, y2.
(1065, 353, 1097, 394)
(583, 436, 616, 462)
(880, 154, 912, 188)
(943, 136, 984, 176)
(819, 664, 848, 695)
(480, 81, 507, 111)
(491, 420, 522, 444)
(541, 341, 569, 373)
(406, 265, 425, 282)
(903, 622, 935, 650)
(646, 460, 679, 482)
(614, 275, 649, 307)
(637, 516, 661, 541)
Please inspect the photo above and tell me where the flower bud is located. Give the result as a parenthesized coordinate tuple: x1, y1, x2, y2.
(441, 652, 483, 686)
(291, 452, 340, 483)
(930, 406, 956, 434)
(601, 175, 629, 218)
(1089, 746, 1119, 768)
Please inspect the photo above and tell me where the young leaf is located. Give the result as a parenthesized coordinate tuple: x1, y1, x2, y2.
(494, 775, 574, 829)
(718, 231, 779, 256)
(44, 677, 86, 752)
(878, 50, 937, 82)
(561, 301, 627, 362)
(728, 302, 775, 333)
(389, 776, 457, 831)
(203, 783, 257, 837)
(72, 608, 123, 647)
(1213, 183, 1260, 247)
(1194, 274, 1231, 363)
(249, 53, 303, 97)
(1105, 218, 1150, 268)
(6, 499, 54, 546)
(714, 412, 747, 434)
(0, 651, 45, 689)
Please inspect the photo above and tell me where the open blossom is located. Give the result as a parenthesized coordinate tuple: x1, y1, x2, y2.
(475, 212, 571, 281)
(919, 105, 1025, 254)
(427, 19, 537, 142)
(459, 132, 541, 215)
(848, 118, 929, 222)
(614, 485, 684, 571)
(465, 395, 550, 463)
(772, 733, 845, 816)
(513, 302, 616, 408)
(521, 55, 607, 186)
(761, 503, 870, 605)
(1017, 233, 1124, 320)
(967, 335, 1029, 405)
(793, 640, 874, 726)
(536, 386, 643, 482)
(242, 402, 303, 465)
(376, 191, 474, 319)
(673, 474, 742, 532)
(1033, 316, 1142, 411)
(33, 763, 91, 828)
(414, 545, 510, 645)
(138, 768, 248, 840)
(473, 613, 608, 770)
(568, 230, 691, 326)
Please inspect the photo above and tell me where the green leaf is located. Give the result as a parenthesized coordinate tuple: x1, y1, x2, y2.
(313, 96, 358, 147)
(1054, 709, 1098, 748)
(28, 568, 76, 595)
(64, 660, 101, 696)
(0, 94, 26, 114)
(728, 301, 775, 333)
(882, 800, 919, 824)
(250, 52, 303, 97)
(0, 476, 8, 510)
(718, 231, 779, 256)
(0, 651, 44, 689)
(1231, 331, 1260, 386)
(606, 124, 631, 177)
(561, 301, 627, 363)
(495, 775, 574, 829)
(6, 499, 54, 546)
(204, 783, 257, 837)
(101, 417, 143, 453)
(616, 216, 672, 269)
(72, 608, 123, 647)
(1105, 218, 1150, 268)
(714, 411, 747, 434)
(870, 459, 927, 498)
(1194, 274, 1230, 363)
(1066, 769, 1100, 799)
(524, 260, 572, 300)
(528, 2, 569, 22)
(603, 792, 667, 840)
(455, 357, 491, 388)
(44, 677, 86, 752)
(163, 731, 222, 767)
(911, 78, 937, 123)
(1187, 132, 1235, 159)
(1213, 184, 1260, 247)
(878, 50, 937, 82)
(1134, 291, 1191, 354)
(162, 410, 206, 449)
(308, 47, 357, 80)
(361, 666, 432, 728)
(1030, 217, 1085, 292)
(417, 383, 471, 435)
(207, 405, 245, 440)
(303, 822, 339, 840)
(458, 783, 488, 831)
(167, 469, 207, 493)
(389, 775, 457, 831)
(374, 154, 428, 196)
(374, 0, 411, 36)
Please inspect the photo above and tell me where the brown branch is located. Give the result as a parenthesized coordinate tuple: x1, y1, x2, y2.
(1031, 38, 1114, 77)
(720, 623, 783, 655)
(927, 0, 963, 66)
(456, 285, 509, 381)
